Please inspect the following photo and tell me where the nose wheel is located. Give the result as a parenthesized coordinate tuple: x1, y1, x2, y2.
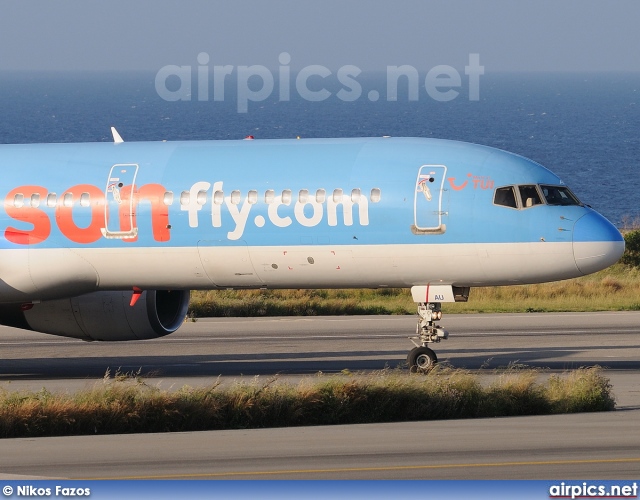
(407, 346, 438, 373)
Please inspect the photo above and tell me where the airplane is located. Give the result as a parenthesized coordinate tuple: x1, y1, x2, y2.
(0, 130, 625, 371)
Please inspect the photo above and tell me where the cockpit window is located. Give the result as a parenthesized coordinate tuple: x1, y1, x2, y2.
(519, 185, 543, 208)
(540, 185, 582, 206)
(494, 186, 518, 209)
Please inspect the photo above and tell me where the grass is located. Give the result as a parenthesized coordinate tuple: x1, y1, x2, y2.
(188, 263, 640, 317)
(0, 367, 614, 438)
(447, 264, 640, 313)
(189, 287, 413, 317)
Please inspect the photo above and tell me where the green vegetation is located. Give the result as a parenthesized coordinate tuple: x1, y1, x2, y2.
(0, 367, 614, 438)
(189, 288, 413, 317)
(621, 229, 640, 268)
(189, 230, 640, 316)
(446, 263, 640, 313)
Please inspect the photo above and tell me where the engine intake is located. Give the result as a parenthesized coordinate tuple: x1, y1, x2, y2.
(0, 290, 190, 341)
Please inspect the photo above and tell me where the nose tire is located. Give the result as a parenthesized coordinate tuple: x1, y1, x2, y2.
(407, 346, 438, 373)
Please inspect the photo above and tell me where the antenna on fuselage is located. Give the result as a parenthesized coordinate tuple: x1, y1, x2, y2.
(111, 127, 124, 144)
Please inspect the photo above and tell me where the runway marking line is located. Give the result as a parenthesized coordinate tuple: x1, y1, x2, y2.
(82, 457, 640, 480)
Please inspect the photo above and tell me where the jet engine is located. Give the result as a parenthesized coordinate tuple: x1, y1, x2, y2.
(0, 290, 190, 341)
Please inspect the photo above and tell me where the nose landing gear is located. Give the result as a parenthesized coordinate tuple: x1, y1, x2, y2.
(407, 301, 448, 372)
(405, 285, 468, 372)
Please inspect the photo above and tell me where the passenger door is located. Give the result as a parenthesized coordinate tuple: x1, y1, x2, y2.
(413, 164, 447, 234)
(101, 164, 139, 239)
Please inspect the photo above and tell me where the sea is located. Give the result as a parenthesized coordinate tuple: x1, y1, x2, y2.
(0, 71, 638, 227)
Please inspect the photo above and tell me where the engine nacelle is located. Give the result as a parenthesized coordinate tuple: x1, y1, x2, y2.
(0, 290, 190, 341)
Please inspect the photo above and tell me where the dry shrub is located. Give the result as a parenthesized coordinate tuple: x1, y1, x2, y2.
(601, 276, 623, 292)
(546, 367, 615, 413)
(0, 368, 615, 438)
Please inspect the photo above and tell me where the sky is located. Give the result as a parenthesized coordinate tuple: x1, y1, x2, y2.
(0, 0, 639, 74)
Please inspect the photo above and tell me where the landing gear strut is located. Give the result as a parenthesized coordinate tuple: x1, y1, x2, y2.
(407, 302, 448, 372)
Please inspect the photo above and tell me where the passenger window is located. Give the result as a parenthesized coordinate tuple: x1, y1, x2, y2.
(80, 193, 90, 207)
(196, 190, 207, 206)
(163, 192, 174, 206)
(519, 185, 542, 208)
(63, 193, 73, 208)
(46, 193, 57, 207)
(265, 190, 275, 204)
(282, 189, 292, 204)
(494, 186, 518, 209)
(213, 190, 224, 205)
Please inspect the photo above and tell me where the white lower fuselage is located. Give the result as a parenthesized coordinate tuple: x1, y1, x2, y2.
(0, 239, 621, 304)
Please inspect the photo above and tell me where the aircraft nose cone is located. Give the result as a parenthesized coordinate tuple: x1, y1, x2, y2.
(573, 211, 625, 275)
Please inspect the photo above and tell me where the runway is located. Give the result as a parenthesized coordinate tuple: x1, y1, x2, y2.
(1, 312, 639, 479)
(1, 410, 639, 480)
